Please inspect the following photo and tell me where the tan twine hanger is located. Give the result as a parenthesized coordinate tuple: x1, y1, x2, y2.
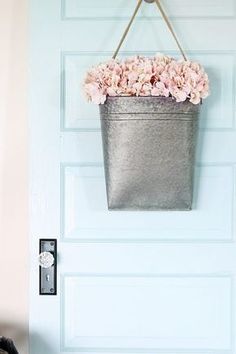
(112, 0, 187, 61)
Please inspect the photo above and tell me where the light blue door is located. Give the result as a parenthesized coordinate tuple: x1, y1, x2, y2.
(30, 1, 236, 353)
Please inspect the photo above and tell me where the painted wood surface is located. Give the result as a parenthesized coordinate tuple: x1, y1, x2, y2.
(30, 1, 236, 353)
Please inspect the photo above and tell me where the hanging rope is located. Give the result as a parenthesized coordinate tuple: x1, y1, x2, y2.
(154, 0, 187, 61)
(112, 0, 143, 59)
(112, 0, 187, 61)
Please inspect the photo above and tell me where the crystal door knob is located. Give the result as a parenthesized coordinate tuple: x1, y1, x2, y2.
(38, 251, 54, 268)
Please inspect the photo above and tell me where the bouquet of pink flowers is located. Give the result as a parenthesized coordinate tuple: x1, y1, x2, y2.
(83, 54, 210, 105)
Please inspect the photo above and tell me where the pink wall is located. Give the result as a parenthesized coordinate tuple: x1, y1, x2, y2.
(0, 0, 29, 352)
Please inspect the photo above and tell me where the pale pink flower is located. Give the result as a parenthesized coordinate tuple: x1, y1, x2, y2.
(190, 91, 201, 105)
(83, 54, 210, 105)
(128, 72, 139, 85)
(84, 82, 106, 104)
(172, 89, 188, 103)
(151, 82, 169, 97)
(140, 83, 153, 96)
(106, 87, 118, 96)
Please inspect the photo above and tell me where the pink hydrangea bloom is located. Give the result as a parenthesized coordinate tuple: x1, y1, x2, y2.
(151, 82, 169, 97)
(83, 54, 210, 105)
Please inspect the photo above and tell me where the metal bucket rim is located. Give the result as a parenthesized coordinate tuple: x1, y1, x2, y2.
(103, 95, 202, 104)
(100, 96, 200, 119)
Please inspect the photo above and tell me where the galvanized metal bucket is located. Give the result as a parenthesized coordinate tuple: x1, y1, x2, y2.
(99, 96, 200, 211)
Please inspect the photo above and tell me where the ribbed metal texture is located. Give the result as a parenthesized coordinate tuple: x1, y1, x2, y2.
(99, 96, 200, 211)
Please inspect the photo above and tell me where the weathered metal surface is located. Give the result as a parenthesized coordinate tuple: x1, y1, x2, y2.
(99, 96, 200, 211)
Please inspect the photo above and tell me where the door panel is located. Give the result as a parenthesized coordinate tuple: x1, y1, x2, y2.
(62, 0, 235, 20)
(30, 1, 236, 354)
(61, 165, 234, 242)
(62, 275, 231, 351)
